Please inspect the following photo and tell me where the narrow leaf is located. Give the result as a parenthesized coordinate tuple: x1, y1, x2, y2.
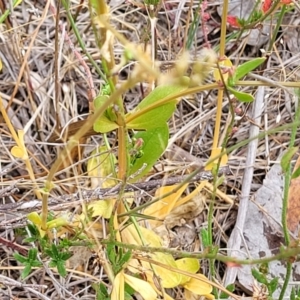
(292, 166, 300, 179)
(227, 86, 254, 102)
(281, 147, 298, 172)
(124, 274, 157, 300)
(235, 57, 266, 81)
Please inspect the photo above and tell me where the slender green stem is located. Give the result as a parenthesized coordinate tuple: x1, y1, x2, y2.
(186, 1, 201, 50)
(42, 76, 140, 230)
(267, 5, 287, 52)
(101, 240, 300, 265)
(279, 262, 292, 300)
(279, 91, 300, 300)
(61, 0, 106, 80)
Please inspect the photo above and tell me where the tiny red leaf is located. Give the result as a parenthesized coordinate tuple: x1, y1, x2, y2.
(262, 0, 272, 12)
(227, 16, 240, 28)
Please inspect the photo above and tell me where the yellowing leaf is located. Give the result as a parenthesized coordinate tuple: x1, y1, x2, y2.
(111, 271, 125, 300)
(13, 0, 23, 8)
(183, 274, 213, 296)
(174, 181, 207, 209)
(213, 57, 232, 83)
(205, 147, 228, 171)
(87, 146, 117, 188)
(124, 274, 157, 300)
(47, 217, 68, 229)
(144, 184, 188, 227)
(121, 224, 162, 247)
(175, 258, 200, 285)
(88, 200, 109, 218)
(151, 252, 182, 288)
(11, 146, 25, 159)
(27, 212, 42, 225)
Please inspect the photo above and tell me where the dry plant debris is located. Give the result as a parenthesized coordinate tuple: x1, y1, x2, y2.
(0, 0, 299, 299)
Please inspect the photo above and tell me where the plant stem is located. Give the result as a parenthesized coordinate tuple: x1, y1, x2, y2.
(267, 5, 287, 52)
(101, 240, 300, 265)
(61, 0, 106, 80)
(279, 91, 300, 300)
(41, 77, 140, 230)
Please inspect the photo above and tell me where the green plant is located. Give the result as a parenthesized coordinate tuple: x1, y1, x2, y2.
(252, 264, 279, 299)
(7, 0, 300, 298)
(14, 248, 43, 279)
(44, 244, 72, 277)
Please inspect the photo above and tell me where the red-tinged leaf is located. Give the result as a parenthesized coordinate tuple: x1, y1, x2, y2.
(227, 16, 240, 28)
(262, 0, 272, 12)
(280, 0, 292, 4)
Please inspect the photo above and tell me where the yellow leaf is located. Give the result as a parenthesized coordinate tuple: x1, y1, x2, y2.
(175, 258, 200, 285)
(183, 274, 213, 296)
(121, 224, 162, 247)
(47, 217, 68, 229)
(11, 146, 25, 159)
(151, 252, 182, 288)
(27, 212, 47, 237)
(174, 181, 207, 208)
(27, 212, 41, 225)
(111, 271, 125, 300)
(213, 57, 232, 83)
(124, 274, 157, 300)
(87, 146, 117, 188)
(144, 184, 188, 227)
(88, 200, 109, 218)
(205, 147, 228, 171)
(0, 59, 2, 71)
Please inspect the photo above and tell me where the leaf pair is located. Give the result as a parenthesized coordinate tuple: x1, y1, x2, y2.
(214, 57, 266, 102)
(93, 84, 187, 181)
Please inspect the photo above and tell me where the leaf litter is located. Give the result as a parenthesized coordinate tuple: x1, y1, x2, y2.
(0, 0, 299, 299)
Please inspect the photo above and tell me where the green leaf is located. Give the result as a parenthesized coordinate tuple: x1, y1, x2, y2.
(292, 166, 300, 179)
(57, 260, 67, 277)
(117, 249, 132, 269)
(281, 147, 298, 173)
(22, 264, 32, 279)
(268, 277, 278, 294)
(290, 287, 296, 300)
(227, 86, 254, 102)
(129, 125, 169, 181)
(60, 252, 72, 261)
(107, 244, 116, 264)
(93, 95, 118, 133)
(126, 101, 176, 130)
(51, 244, 59, 257)
(220, 284, 235, 298)
(28, 248, 38, 261)
(235, 58, 266, 81)
(94, 115, 118, 133)
(251, 268, 268, 285)
(126, 84, 186, 130)
(14, 253, 27, 264)
(200, 228, 209, 248)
